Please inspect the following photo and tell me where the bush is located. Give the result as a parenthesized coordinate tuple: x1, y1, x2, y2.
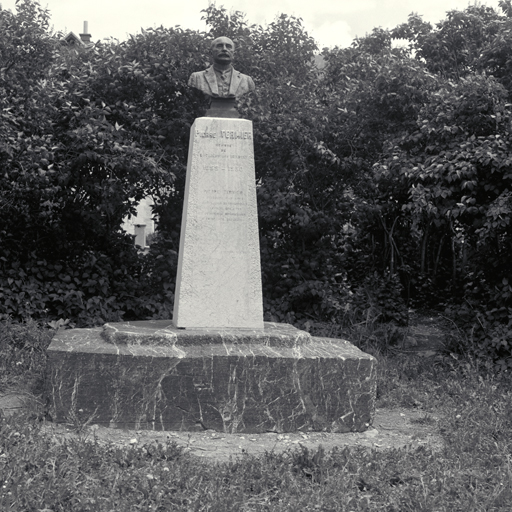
(0, 234, 176, 326)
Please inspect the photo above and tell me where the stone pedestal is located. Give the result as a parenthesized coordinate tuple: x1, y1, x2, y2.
(45, 320, 377, 433)
(44, 114, 378, 435)
(173, 117, 263, 329)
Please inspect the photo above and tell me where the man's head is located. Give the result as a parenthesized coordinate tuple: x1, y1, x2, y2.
(210, 36, 235, 68)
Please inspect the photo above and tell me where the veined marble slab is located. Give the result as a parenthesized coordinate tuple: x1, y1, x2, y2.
(45, 323, 377, 434)
(102, 320, 311, 347)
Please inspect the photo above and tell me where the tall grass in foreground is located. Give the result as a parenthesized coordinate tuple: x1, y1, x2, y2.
(1, 320, 512, 511)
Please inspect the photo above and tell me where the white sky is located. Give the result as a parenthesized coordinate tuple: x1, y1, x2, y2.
(0, 0, 502, 49)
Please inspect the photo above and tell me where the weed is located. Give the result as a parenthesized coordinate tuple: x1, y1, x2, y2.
(410, 413, 437, 426)
(0, 318, 52, 392)
(290, 444, 327, 483)
(307, 317, 409, 355)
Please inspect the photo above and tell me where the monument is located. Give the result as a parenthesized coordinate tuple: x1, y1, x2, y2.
(44, 37, 376, 434)
(173, 36, 262, 328)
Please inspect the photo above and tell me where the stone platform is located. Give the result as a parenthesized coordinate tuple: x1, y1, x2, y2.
(45, 320, 377, 433)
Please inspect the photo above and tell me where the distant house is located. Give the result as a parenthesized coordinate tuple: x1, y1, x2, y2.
(61, 21, 92, 46)
(122, 198, 156, 249)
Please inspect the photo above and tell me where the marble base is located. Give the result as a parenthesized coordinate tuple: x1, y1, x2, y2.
(45, 321, 377, 433)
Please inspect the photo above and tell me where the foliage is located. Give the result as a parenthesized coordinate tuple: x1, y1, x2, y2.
(369, 4, 512, 362)
(374, 70, 512, 363)
(444, 299, 512, 371)
(392, 5, 503, 80)
(252, 27, 435, 323)
(0, 0, 54, 85)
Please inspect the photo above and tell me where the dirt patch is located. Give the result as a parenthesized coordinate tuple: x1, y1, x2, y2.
(41, 408, 442, 462)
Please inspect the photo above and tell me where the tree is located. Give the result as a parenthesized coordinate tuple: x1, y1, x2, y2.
(392, 5, 503, 80)
(383, 74, 512, 285)
(0, 1, 197, 323)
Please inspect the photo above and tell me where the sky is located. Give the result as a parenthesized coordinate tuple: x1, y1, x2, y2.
(0, 0, 503, 49)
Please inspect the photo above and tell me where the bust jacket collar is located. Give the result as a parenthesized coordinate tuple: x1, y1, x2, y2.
(204, 65, 242, 97)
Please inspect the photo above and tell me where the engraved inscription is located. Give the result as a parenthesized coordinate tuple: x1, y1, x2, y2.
(195, 130, 217, 138)
(194, 129, 252, 141)
(220, 130, 252, 140)
(200, 189, 246, 223)
(202, 165, 242, 172)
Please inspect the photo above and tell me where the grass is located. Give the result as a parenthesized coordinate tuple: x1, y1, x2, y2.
(0, 318, 52, 393)
(1, 320, 512, 510)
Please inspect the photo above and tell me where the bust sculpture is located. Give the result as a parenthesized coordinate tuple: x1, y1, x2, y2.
(188, 36, 255, 101)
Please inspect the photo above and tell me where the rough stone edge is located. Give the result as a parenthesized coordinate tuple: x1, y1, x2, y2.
(101, 320, 312, 348)
(49, 326, 372, 360)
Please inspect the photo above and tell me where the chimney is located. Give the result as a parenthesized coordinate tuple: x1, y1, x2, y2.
(80, 21, 91, 43)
